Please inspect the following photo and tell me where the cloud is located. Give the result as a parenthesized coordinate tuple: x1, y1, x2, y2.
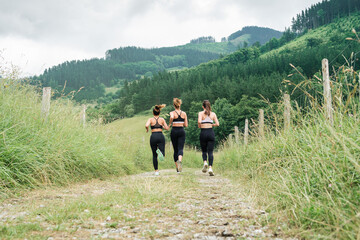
(0, 0, 322, 76)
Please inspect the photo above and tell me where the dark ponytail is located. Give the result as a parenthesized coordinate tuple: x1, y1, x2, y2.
(153, 104, 166, 116)
(203, 100, 211, 116)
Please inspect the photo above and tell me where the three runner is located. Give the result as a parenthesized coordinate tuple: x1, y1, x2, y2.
(145, 100, 219, 176)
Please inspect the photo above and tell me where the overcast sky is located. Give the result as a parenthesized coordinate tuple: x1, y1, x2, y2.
(0, 0, 321, 76)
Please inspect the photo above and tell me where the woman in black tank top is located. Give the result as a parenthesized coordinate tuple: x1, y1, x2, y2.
(169, 98, 188, 173)
(198, 100, 219, 176)
(145, 104, 169, 176)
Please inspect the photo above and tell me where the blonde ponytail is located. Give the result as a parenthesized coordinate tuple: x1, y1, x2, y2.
(173, 98, 182, 109)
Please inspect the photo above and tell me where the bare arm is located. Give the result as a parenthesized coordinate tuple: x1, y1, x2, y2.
(197, 112, 202, 128)
(169, 112, 174, 126)
(184, 112, 188, 127)
(161, 118, 170, 130)
(212, 113, 220, 127)
(145, 118, 151, 132)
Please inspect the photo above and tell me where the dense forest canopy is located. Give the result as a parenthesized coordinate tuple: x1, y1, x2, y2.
(291, 0, 360, 33)
(32, 47, 220, 101)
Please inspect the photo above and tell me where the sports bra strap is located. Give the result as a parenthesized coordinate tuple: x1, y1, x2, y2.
(151, 117, 163, 129)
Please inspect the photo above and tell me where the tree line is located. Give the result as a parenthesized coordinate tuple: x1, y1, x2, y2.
(31, 47, 220, 101)
(291, 0, 360, 33)
(190, 36, 216, 44)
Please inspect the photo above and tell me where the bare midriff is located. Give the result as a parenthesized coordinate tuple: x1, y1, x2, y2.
(200, 123, 213, 129)
(172, 122, 184, 127)
(151, 129, 163, 133)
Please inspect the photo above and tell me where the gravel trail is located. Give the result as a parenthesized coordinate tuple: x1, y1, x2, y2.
(0, 169, 293, 239)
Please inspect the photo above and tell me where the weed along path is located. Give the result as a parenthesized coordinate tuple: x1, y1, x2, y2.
(0, 169, 290, 239)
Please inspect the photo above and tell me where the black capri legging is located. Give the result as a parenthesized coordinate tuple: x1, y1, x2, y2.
(170, 127, 186, 162)
(150, 132, 165, 170)
(200, 128, 215, 166)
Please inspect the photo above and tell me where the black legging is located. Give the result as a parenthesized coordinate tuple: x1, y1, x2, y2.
(200, 128, 215, 166)
(150, 132, 165, 170)
(170, 127, 186, 162)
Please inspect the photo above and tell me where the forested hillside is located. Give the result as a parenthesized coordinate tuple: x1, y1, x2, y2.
(31, 27, 282, 102)
(227, 26, 283, 46)
(109, 11, 360, 146)
(291, 0, 360, 32)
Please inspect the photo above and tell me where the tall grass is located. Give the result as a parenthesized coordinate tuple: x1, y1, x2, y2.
(0, 74, 144, 197)
(217, 57, 360, 238)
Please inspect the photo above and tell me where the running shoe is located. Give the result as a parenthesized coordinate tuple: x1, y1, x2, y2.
(155, 171, 159, 176)
(156, 149, 164, 161)
(208, 167, 214, 176)
(177, 160, 182, 172)
(202, 163, 208, 173)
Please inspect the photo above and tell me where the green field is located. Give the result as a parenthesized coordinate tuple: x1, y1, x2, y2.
(104, 87, 121, 95)
(179, 42, 236, 54)
(230, 33, 251, 47)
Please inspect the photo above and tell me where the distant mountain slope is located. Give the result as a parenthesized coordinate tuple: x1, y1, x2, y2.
(178, 26, 283, 54)
(228, 26, 283, 46)
(32, 26, 283, 102)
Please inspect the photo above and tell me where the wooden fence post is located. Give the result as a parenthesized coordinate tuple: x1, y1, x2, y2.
(244, 119, 249, 146)
(322, 58, 333, 125)
(228, 134, 233, 147)
(259, 109, 264, 139)
(234, 126, 239, 144)
(41, 87, 51, 118)
(81, 104, 86, 127)
(284, 94, 291, 131)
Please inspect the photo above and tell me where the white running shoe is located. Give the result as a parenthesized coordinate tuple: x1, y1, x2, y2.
(155, 171, 159, 176)
(202, 162, 208, 173)
(208, 167, 214, 176)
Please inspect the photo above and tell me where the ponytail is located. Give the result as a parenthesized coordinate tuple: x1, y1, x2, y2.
(153, 104, 166, 116)
(203, 100, 211, 116)
(173, 98, 182, 109)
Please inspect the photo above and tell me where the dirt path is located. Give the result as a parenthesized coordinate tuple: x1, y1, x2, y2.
(0, 169, 291, 239)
